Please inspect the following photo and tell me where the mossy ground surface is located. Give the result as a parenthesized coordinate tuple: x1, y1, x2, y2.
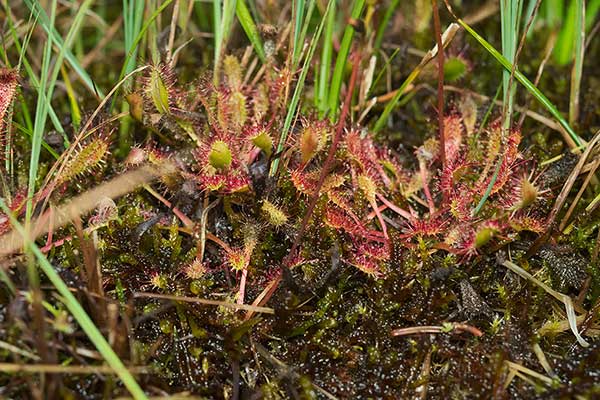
(1, 1, 600, 399)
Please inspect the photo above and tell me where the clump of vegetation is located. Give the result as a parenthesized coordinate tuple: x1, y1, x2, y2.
(1, 0, 600, 398)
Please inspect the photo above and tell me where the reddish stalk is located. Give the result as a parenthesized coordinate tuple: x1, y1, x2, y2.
(252, 50, 362, 311)
(285, 50, 362, 268)
(432, 0, 446, 169)
(376, 194, 413, 220)
(237, 267, 248, 305)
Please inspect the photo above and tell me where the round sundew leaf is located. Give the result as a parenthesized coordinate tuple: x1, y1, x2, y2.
(208, 140, 232, 170)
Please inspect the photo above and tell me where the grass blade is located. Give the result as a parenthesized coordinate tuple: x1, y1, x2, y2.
(449, 13, 584, 147)
(374, 0, 400, 52)
(326, 0, 365, 119)
(119, 0, 174, 84)
(22, 0, 104, 97)
(213, 0, 222, 80)
(316, 0, 335, 114)
(213, 0, 237, 84)
(292, 0, 306, 66)
(500, 0, 523, 128)
(27, 0, 94, 222)
(3, 6, 66, 139)
(122, 0, 145, 77)
(269, 0, 334, 176)
(26, 0, 57, 223)
(0, 200, 149, 399)
(295, 0, 317, 69)
(569, 0, 584, 126)
(236, 0, 266, 62)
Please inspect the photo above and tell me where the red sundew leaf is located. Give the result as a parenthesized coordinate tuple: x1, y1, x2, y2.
(0, 188, 26, 236)
(447, 188, 474, 221)
(438, 154, 472, 196)
(355, 240, 389, 262)
(509, 213, 545, 233)
(443, 113, 464, 163)
(290, 168, 319, 196)
(402, 217, 449, 238)
(345, 129, 391, 188)
(194, 171, 250, 194)
(348, 251, 383, 277)
(0, 68, 18, 159)
(324, 205, 387, 243)
(324, 206, 365, 235)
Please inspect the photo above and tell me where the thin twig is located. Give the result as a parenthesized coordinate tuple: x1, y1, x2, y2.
(391, 323, 483, 337)
(133, 292, 275, 314)
(284, 50, 362, 267)
(0, 363, 149, 374)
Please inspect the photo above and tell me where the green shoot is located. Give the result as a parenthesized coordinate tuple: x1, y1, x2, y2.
(327, 0, 365, 119)
(568, 0, 584, 126)
(316, 0, 335, 115)
(374, 0, 400, 52)
(269, 0, 334, 176)
(500, 0, 523, 129)
(213, 0, 237, 84)
(236, 0, 266, 62)
(23, 0, 104, 97)
(450, 14, 584, 147)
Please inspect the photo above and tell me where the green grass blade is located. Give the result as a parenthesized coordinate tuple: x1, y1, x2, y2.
(236, 0, 266, 62)
(569, 0, 584, 126)
(327, 0, 366, 119)
(0, 200, 148, 400)
(22, 0, 104, 97)
(123, 0, 145, 76)
(269, 0, 334, 176)
(553, 0, 599, 65)
(500, 0, 522, 128)
(586, 0, 600, 28)
(370, 48, 400, 96)
(454, 17, 584, 147)
(373, 66, 423, 133)
(120, 0, 173, 83)
(4, 6, 66, 139)
(374, 0, 400, 52)
(27, 0, 94, 222)
(213, 0, 222, 80)
(292, 0, 306, 66)
(113, 0, 173, 116)
(542, 0, 563, 29)
(61, 66, 82, 132)
(26, 0, 57, 223)
(213, 0, 237, 84)
(473, 159, 502, 216)
(45, 0, 94, 116)
(295, 0, 317, 69)
(316, 0, 335, 114)
(554, 0, 577, 66)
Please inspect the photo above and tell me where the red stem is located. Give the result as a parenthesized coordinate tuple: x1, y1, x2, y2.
(432, 0, 446, 169)
(252, 51, 362, 311)
(284, 50, 362, 268)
